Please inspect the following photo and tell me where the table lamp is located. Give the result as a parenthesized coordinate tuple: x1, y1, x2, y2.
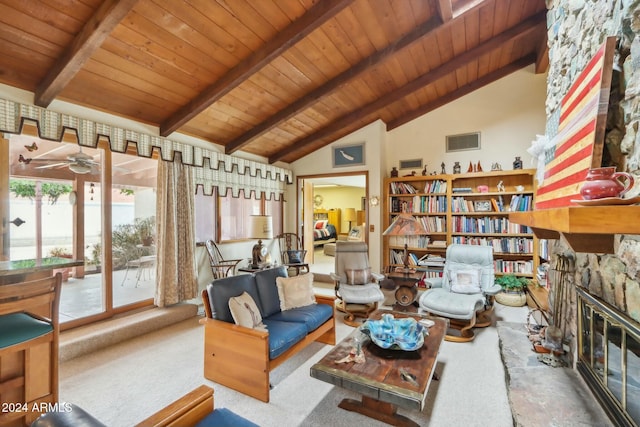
(249, 215, 273, 268)
(382, 212, 427, 273)
(344, 208, 357, 232)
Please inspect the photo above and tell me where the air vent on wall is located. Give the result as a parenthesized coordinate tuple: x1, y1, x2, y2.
(446, 132, 480, 152)
(399, 158, 422, 169)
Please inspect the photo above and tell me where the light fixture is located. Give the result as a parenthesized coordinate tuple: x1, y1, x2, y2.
(344, 208, 356, 232)
(382, 212, 427, 273)
(69, 162, 92, 174)
(249, 215, 273, 268)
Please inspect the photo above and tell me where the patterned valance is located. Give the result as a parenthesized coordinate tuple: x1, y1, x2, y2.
(0, 98, 292, 199)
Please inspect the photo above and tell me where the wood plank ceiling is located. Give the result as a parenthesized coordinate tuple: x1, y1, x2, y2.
(0, 0, 548, 164)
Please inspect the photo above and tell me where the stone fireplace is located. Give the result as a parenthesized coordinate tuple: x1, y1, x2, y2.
(541, 1, 640, 425)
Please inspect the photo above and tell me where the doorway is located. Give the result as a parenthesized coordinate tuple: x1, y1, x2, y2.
(297, 172, 368, 277)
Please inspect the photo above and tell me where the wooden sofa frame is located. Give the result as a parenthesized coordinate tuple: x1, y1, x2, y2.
(136, 385, 215, 427)
(200, 290, 336, 403)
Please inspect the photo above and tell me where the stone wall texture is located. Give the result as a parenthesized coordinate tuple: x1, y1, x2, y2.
(546, 0, 640, 365)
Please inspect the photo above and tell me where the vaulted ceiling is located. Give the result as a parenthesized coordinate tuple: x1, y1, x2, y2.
(0, 0, 548, 164)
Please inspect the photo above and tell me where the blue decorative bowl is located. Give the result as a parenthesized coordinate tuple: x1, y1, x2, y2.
(359, 313, 427, 351)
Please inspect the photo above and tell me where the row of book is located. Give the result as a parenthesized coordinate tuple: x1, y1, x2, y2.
(388, 235, 430, 248)
(509, 194, 533, 212)
(389, 182, 419, 194)
(494, 259, 534, 274)
(451, 216, 532, 234)
(418, 216, 447, 233)
(389, 250, 422, 266)
(423, 180, 447, 193)
(390, 196, 447, 213)
(450, 236, 534, 254)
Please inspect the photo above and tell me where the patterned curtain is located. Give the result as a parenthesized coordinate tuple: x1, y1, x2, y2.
(155, 155, 197, 307)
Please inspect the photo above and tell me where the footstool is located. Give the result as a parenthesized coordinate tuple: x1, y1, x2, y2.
(323, 243, 336, 256)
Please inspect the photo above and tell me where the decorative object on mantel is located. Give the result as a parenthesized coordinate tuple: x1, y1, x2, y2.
(441, 162, 446, 174)
(390, 167, 398, 177)
(578, 166, 634, 200)
(513, 156, 523, 169)
(497, 180, 505, 192)
(359, 313, 427, 351)
(570, 195, 640, 206)
(476, 161, 483, 172)
(491, 162, 502, 171)
(467, 161, 474, 173)
(453, 162, 461, 174)
(535, 37, 616, 209)
(421, 165, 428, 175)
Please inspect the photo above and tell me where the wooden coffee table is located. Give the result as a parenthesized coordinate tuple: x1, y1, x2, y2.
(310, 309, 447, 427)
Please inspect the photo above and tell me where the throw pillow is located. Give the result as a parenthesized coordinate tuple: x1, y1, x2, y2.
(228, 292, 267, 331)
(314, 220, 327, 229)
(286, 250, 304, 264)
(276, 273, 316, 311)
(450, 269, 481, 294)
(345, 267, 372, 285)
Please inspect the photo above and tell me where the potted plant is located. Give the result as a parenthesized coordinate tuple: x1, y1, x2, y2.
(135, 216, 156, 246)
(48, 247, 73, 281)
(494, 274, 529, 307)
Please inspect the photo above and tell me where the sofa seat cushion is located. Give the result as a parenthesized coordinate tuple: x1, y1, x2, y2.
(262, 319, 308, 359)
(419, 288, 484, 320)
(207, 274, 262, 323)
(254, 266, 288, 318)
(266, 303, 333, 333)
(0, 313, 53, 349)
(195, 408, 259, 427)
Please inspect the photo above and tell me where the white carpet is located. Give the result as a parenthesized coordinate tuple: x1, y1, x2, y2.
(59, 303, 527, 427)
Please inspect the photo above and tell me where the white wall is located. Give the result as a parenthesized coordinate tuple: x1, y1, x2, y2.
(386, 65, 547, 173)
(291, 120, 386, 272)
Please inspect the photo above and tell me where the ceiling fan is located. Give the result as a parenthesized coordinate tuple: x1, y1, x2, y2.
(18, 146, 100, 174)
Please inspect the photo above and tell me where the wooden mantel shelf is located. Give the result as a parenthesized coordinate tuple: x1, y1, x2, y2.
(509, 206, 640, 253)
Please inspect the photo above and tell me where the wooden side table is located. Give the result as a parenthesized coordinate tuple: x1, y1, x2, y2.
(385, 270, 424, 311)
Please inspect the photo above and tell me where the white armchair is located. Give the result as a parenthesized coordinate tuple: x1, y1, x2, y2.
(330, 241, 384, 327)
(419, 244, 501, 342)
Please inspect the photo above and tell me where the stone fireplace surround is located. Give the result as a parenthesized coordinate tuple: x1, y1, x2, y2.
(541, 1, 640, 425)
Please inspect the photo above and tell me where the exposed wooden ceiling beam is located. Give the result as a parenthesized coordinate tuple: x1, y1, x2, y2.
(268, 11, 546, 163)
(34, 0, 139, 107)
(159, 0, 354, 137)
(535, 31, 549, 74)
(226, 0, 491, 155)
(388, 55, 536, 130)
(224, 15, 443, 154)
(436, 0, 453, 22)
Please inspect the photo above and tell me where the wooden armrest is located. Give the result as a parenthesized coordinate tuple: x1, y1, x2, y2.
(135, 385, 214, 427)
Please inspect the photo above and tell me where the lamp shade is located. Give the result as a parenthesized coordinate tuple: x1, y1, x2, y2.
(249, 215, 273, 239)
(382, 212, 427, 236)
(344, 208, 357, 222)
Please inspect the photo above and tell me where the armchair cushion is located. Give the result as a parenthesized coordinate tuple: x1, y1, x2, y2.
(450, 269, 481, 294)
(276, 273, 316, 311)
(419, 289, 485, 320)
(339, 283, 385, 304)
(345, 267, 372, 285)
(229, 292, 267, 331)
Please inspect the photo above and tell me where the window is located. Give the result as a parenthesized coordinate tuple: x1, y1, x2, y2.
(194, 188, 283, 242)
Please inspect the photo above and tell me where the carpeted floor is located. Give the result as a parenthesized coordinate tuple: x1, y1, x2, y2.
(59, 301, 531, 427)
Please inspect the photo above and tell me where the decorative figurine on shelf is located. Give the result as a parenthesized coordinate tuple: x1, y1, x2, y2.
(476, 161, 483, 172)
(467, 161, 474, 172)
(513, 156, 523, 169)
(453, 161, 461, 174)
(441, 162, 446, 174)
(497, 180, 505, 192)
(391, 167, 398, 177)
(491, 162, 502, 171)
(403, 171, 416, 177)
(421, 165, 428, 175)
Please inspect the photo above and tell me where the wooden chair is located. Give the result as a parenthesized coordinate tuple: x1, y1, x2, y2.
(205, 239, 243, 279)
(0, 273, 62, 426)
(277, 233, 309, 276)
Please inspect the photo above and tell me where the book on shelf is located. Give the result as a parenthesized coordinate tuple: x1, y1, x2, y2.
(452, 187, 473, 193)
